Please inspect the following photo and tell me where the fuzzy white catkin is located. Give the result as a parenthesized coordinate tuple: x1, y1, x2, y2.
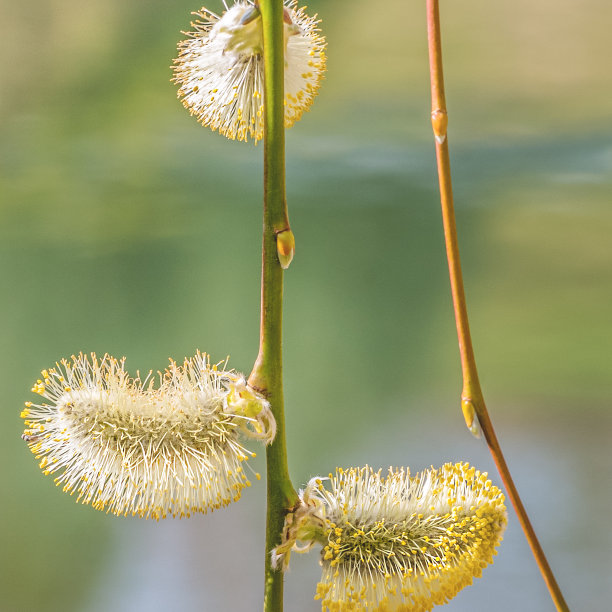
(275, 463, 507, 611)
(22, 352, 275, 519)
(173, 0, 326, 142)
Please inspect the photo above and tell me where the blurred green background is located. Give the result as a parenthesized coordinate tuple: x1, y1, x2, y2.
(1, 0, 611, 610)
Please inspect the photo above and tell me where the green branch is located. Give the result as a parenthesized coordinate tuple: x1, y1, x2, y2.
(248, 1, 298, 610)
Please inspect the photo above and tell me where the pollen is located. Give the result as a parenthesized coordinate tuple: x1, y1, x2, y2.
(21, 352, 275, 518)
(172, 0, 326, 143)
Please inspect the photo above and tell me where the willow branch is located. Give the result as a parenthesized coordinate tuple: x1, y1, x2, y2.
(426, 1, 569, 610)
(248, 1, 298, 611)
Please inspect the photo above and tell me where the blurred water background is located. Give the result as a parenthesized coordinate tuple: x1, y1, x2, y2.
(1, 0, 611, 610)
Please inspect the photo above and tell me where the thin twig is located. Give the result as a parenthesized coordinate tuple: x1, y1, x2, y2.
(426, 1, 569, 610)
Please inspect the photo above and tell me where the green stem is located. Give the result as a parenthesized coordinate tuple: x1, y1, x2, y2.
(426, 1, 569, 610)
(248, 2, 298, 611)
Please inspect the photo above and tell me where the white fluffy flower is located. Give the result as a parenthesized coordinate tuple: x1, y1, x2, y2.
(173, 0, 326, 142)
(22, 352, 275, 519)
(274, 463, 507, 611)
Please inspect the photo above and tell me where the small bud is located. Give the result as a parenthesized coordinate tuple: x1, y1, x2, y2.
(276, 229, 295, 269)
(462, 398, 482, 438)
(239, 5, 260, 26)
(431, 108, 448, 144)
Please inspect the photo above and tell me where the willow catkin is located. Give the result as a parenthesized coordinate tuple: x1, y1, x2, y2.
(22, 352, 274, 519)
